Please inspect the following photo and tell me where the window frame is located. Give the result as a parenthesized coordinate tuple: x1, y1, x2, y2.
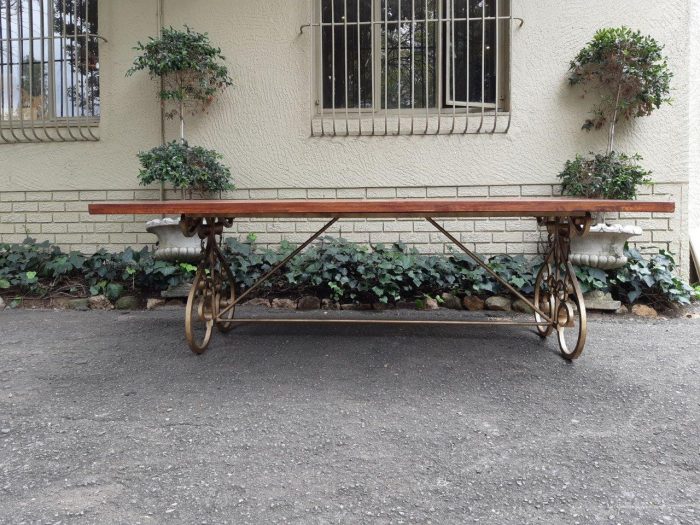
(0, 0, 100, 143)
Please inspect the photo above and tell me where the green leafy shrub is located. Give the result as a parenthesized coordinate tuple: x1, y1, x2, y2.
(558, 151, 652, 200)
(1, 238, 696, 309)
(609, 248, 697, 307)
(569, 27, 672, 137)
(127, 26, 233, 117)
(137, 141, 233, 196)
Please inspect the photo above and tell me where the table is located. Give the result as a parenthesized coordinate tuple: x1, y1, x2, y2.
(89, 199, 675, 359)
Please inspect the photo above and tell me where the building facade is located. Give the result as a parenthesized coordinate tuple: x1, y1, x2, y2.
(0, 0, 695, 275)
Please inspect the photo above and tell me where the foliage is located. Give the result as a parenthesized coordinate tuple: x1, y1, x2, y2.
(137, 140, 233, 196)
(127, 26, 232, 118)
(0, 238, 192, 301)
(569, 27, 672, 139)
(609, 248, 698, 307)
(1, 238, 696, 310)
(558, 151, 652, 200)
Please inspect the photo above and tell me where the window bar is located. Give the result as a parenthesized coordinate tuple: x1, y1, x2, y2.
(491, 0, 499, 133)
(423, 0, 428, 134)
(449, 0, 456, 133)
(4, 0, 22, 142)
(26, 0, 44, 141)
(0, 11, 5, 143)
(61, 0, 78, 140)
(370, 0, 375, 135)
(504, 4, 513, 133)
(73, 0, 90, 140)
(410, 0, 415, 134)
(0, 0, 8, 142)
(397, 0, 401, 135)
(383, 0, 388, 135)
(48, 0, 67, 141)
(331, 0, 337, 135)
(318, 4, 325, 136)
(17, 0, 35, 141)
(435, 0, 442, 134)
(356, 0, 362, 135)
(476, 0, 485, 133)
(38, 0, 54, 141)
(343, 0, 349, 136)
(84, 0, 97, 140)
(462, 0, 470, 134)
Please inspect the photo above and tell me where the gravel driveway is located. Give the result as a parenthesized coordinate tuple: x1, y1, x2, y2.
(0, 308, 698, 524)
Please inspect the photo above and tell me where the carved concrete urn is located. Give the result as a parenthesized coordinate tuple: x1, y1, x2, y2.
(145, 218, 201, 263)
(569, 223, 642, 270)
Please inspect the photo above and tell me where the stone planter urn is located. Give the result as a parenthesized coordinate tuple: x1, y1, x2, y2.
(569, 223, 642, 270)
(146, 218, 201, 263)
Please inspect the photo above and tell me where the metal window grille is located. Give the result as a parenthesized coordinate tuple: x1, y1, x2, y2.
(0, 0, 100, 143)
(310, 0, 512, 136)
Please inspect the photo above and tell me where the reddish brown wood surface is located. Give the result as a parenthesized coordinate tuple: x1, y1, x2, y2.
(89, 199, 675, 218)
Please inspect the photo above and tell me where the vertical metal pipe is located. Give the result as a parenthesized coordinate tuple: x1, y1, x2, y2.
(73, 0, 89, 140)
(331, 0, 337, 135)
(476, 0, 485, 133)
(397, 0, 401, 135)
(410, 0, 415, 134)
(491, 0, 499, 133)
(84, 0, 98, 140)
(343, 0, 349, 135)
(370, 0, 375, 135)
(435, 0, 442, 134)
(383, 0, 388, 135)
(48, 0, 65, 141)
(61, 0, 77, 140)
(449, 0, 456, 133)
(463, 0, 470, 134)
(423, 0, 428, 134)
(356, 0, 362, 135)
(17, 0, 35, 141)
(318, 0, 326, 136)
(23, 0, 41, 141)
(504, 1, 513, 133)
(0, 0, 7, 142)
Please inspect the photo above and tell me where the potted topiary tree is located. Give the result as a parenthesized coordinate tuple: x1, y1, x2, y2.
(128, 26, 234, 262)
(561, 27, 672, 269)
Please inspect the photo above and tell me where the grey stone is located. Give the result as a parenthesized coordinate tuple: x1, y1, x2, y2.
(67, 298, 90, 311)
(441, 293, 463, 310)
(584, 290, 622, 312)
(421, 297, 439, 310)
(271, 298, 296, 310)
(631, 304, 658, 318)
(321, 299, 339, 310)
(340, 303, 373, 311)
(115, 296, 140, 311)
(244, 298, 271, 308)
(615, 305, 629, 315)
(146, 298, 166, 311)
(160, 283, 193, 298)
(512, 298, 534, 314)
(0, 296, 5, 311)
(297, 296, 321, 311)
(89, 295, 113, 310)
(372, 302, 395, 311)
(463, 296, 485, 311)
(485, 296, 512, 312)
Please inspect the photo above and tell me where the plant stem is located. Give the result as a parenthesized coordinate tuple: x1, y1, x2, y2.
(608, 83, 622, 154)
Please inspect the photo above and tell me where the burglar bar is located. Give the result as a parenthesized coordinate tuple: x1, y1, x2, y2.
(0, 0, 100, 143)
(310, 0, 514, 137)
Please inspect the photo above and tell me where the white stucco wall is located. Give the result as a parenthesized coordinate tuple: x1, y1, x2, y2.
(0, 0, 691, 191)
(690, 0, 699, 254)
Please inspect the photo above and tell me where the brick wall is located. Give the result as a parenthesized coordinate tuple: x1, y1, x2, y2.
(0, 183, 687, 274)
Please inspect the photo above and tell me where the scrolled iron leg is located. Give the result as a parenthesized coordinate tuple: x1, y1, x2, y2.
(183, 217, 237, 354)
(534, 216, 591, 360)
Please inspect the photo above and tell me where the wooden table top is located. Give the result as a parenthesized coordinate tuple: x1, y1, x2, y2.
(89, 198, 675, 219)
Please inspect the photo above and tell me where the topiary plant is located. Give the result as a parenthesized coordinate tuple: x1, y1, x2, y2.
(127, 26, 233, 120)
(137, 141, 233, 198)
(558, 151, 652, 200)
(569, 26, 672, 153)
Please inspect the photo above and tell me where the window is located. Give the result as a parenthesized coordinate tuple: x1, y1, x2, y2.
(312, 0, 511, 136)
(0, 0, 100, 143)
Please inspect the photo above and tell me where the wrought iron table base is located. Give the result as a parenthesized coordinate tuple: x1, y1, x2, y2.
(181, 214, 592, 360)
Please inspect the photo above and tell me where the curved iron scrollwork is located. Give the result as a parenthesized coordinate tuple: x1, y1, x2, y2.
(533, 215, 591, 360)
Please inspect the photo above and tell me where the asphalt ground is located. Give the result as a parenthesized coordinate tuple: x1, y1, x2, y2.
(0, 308, 698, 524)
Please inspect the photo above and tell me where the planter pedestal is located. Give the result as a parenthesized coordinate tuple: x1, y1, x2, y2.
(569, 223, 642, 270)
(145, 218, 202, 263)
